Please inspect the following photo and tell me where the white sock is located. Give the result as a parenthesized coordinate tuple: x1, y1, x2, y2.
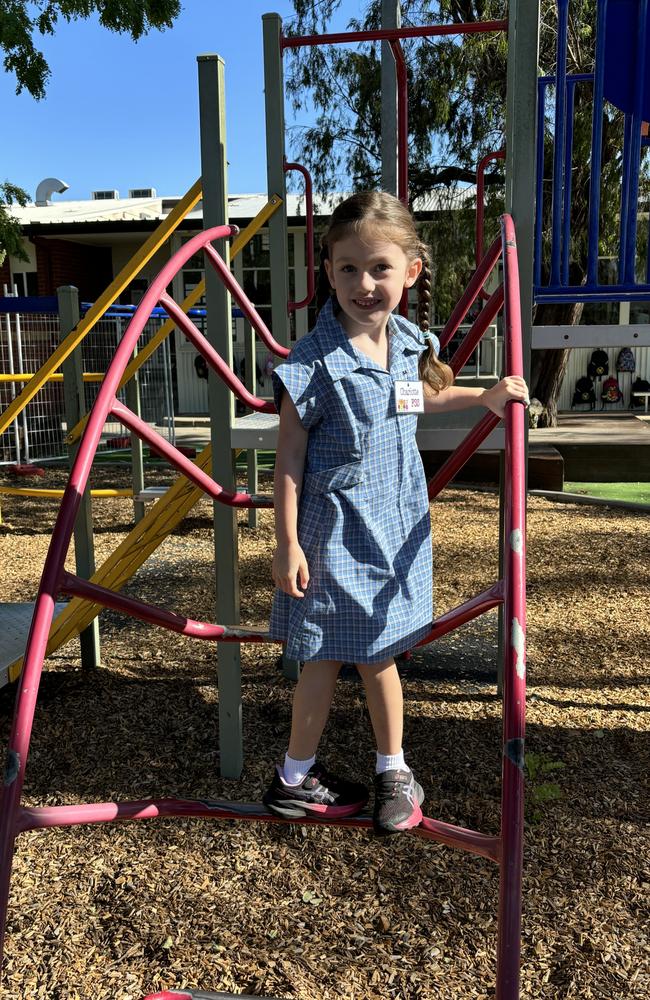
(376, 749, 408, 775)
(281, 753, 316, 786)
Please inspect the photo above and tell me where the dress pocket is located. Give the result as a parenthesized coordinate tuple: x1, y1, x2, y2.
(302, 461, 364, 495)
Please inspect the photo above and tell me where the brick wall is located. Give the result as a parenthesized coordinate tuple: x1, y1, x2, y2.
(33, 238, 113, 302)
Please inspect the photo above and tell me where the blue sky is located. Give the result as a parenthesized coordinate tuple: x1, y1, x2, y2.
(3, 1, 359, 203)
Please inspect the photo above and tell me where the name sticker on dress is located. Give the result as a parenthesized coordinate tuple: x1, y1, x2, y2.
(394, 380, 425, 414)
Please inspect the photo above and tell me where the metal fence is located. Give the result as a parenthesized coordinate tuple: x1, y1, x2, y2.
(0, 302, 175, 467)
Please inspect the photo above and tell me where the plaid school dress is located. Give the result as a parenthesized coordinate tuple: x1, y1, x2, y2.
(269, 297, 436, 664)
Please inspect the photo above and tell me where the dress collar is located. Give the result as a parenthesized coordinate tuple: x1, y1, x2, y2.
(314, 297, 424, 382)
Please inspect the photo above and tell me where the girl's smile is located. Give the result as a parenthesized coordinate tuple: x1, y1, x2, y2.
(324, 233, 422, 337)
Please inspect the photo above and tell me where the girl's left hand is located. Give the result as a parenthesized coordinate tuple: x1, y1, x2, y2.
(482, 376, 530, 419)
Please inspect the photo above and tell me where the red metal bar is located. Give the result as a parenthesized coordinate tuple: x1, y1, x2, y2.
(111, 398, 271, 507)
(60, 571, 274, 642)
(281, 21, 509, 51)
(201, 243, 290, 358)
(495, 214, 527, 1000)
(416, 582, 504, 646)
(427, 410, 501, 499)
(159, 292, 274, 412)
(16, 798, 499, 864)
(284, 160, 315, 311)
(448, 284, 504, 376)
(0, 225, 249, 969)
(476, 151, 506, 298)
(439, 233, 502, 349)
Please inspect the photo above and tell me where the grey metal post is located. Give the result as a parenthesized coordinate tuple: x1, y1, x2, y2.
(243, 318, 260, 529)
(498, 1, 540, 694)
(263, 14, 290, 351)
(263, 12, 300, 681)
(126, 345, 145, 524)
(59, 285, 101, 670)
(198, 53, 243, 779)
(381, 0, 401, 195)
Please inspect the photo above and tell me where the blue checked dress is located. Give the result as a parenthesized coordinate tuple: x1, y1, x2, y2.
(269, 297, 437, 665)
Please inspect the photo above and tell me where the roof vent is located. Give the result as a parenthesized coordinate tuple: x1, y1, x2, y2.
(35, 177, 69, 207)
(129, 187, 156, 199)
(92, 189, 119, 200)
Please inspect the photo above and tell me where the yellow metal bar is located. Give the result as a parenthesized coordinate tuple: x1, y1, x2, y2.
(65, 194, 283, 445)
(0, 179, 202, 438)
(0, 487, 132, 498)
(0, 373, 104, 383)
(7, 444, 236, 683)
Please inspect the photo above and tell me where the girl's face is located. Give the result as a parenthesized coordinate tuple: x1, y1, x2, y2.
(324, 232, 422, 336)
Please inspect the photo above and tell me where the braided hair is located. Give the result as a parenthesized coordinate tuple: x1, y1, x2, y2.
(316, 192, 453, 395)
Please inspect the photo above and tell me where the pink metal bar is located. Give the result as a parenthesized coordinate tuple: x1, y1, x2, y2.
(416, 582, 504, 647)
(159, 292, 274, 412)
(111, 398, 272, 508)
(476, 151, 506, 299)
(202, 243, 290, 357)
(281, 21, 509, 51)
(284, 160, 315, 311)
(495, 214, 527, 1000)
(0, 225, 244, 968)
(438, 233, 502, 348)
(17, 799, 499, 864)
(427, 410, 501, 499)
(60, 571, 275, 643)
(448, 284, 505, 376)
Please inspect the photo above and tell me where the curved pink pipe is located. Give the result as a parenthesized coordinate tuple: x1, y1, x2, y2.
(496, 213, 527, 1000)
(159, 293, 274, 412)
(202, 243, 290, 358)
(284, 160, 315, 311)
(0, 224, 246, 967)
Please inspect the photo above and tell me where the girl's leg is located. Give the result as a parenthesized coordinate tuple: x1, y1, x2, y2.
(263, 658, 368, 819)
(356, 656, 424, 834)
(355, 657, 403, 754)
(287, 659, 342, 759)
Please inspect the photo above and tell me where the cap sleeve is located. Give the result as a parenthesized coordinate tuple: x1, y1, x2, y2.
(272, 358, 323, 430)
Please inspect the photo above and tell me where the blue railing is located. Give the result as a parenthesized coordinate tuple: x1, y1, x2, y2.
(534, 0, 650, 304)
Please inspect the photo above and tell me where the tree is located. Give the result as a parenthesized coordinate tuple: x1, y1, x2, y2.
(0, 1, 181, 264)
(284, 1, 647, 424)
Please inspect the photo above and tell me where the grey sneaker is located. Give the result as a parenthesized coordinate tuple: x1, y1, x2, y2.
(263, 762, 369, 820)
(373, 769, 424, 835)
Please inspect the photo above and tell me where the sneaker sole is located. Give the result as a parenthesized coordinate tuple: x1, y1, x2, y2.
(263, 797, 368, 820)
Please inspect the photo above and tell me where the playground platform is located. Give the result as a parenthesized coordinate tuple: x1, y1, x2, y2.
(167, 411, 650, 488)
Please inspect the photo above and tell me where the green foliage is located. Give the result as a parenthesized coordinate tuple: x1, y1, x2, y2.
(0, 181, 30, 265)
(524, 751, 565, 824)
(0, 0, 181, 99)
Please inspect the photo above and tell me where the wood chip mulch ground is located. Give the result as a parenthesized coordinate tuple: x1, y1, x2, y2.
(0, 466, 648, 1000)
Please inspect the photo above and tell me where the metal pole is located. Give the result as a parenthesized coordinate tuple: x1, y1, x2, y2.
(499, 5, 539, 997)
(11, 286, 30, 463)
(381, 0, 401, 196)
(243, 317, 259, 530)
(2, 284, 22, 465)
(59, 285, 101, 670)
(198, 53, 243, 779)
(263, 12, 300, 682)
(125, 344, 145, 524)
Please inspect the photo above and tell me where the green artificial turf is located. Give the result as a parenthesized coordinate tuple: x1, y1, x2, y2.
(564, 481, 650, 504)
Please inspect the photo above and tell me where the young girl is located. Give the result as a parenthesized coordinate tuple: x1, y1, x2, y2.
(263, 192, 528, 835)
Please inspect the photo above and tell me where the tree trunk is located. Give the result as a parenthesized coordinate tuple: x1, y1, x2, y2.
(530, 300, 584, 427)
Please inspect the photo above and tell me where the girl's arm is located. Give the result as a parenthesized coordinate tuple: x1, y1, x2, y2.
(273, 393, 310, 598)
(424, 375, 529, 419)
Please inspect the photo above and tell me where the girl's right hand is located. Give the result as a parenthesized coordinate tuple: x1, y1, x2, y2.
(272, 541, 310, 598)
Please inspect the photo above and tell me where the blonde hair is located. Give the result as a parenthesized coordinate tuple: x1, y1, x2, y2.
(316, 191, 453, 395)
